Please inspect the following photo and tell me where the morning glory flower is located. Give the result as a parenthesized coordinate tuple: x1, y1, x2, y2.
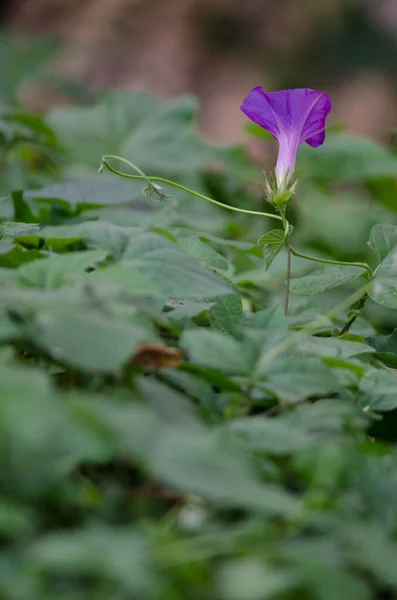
(241, 87, 331, 196)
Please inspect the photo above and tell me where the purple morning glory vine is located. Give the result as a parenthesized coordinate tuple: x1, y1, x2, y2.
(241, 87, 331, 193)
(102, 85, 371, 320)
(240, 86, 333, 314)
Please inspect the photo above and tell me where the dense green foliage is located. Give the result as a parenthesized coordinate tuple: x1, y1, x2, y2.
(3, 40, 397, 600)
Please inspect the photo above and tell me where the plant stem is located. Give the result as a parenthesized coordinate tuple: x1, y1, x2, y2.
(100, 155, 282, 222)
(289, 246, 372, 277)
(280, 212, 291, 316)
(285, 236, 291, 316)
(337, 293, 368, 337)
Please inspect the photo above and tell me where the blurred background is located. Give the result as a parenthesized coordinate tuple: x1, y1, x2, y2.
(2, 0, 397, 143)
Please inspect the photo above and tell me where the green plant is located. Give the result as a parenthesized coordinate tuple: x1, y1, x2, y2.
(1, 81, 397, 599)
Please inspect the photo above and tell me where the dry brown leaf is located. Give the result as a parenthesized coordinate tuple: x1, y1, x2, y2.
(132, 342, 181, 369)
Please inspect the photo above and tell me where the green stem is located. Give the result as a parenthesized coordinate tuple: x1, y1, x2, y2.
(285, 236, 292, 316)
(337, 292, 368, 337)
(100, 155, 282, 222)
(281, 212, 291, 316)
(290, 246, 372, 277)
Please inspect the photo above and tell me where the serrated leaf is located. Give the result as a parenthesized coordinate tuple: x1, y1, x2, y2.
(257, 229, 285, 270)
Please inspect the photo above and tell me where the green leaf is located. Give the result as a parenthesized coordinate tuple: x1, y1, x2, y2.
(299, 134, 397, 182)
(258, 357, 340, 403)
(137, 377, 198, 425)
(0, 364, 51, 398)
(17, 226, 83, 251)
(167, 299, 214, 322)
(127, 247, 233, 299)
(4, 67, 397, 600)
(0, 313, 20, 342)
(243, 305, 288, 349)
(208, 294, 243, 335)
(120, 95, 219, 176)
(297, 191, 379, 257)
(367, 177, 397, 213)
(366, 327, 396, 352)
(368, 224, 397, 261)
(18, 250, 108, 288)
(0, 245, 45, 269)
(87, 264, 164, 298)
(47, 91, 159, 167)
(19, 221, 140, 257)
(342, 524, 397, 588)
(368, 247, 397, 308)
(65, 221, 138, 256)
(26, 178, 141, 211)
(48, 92, 221, 177)
(3, 112, 56, 141)
(290, 266, 365, 296)
(359, 368, 397, 412)
(30, 527, 153, 595)
(176, 232, 229, 271)
(0, 221, 40, 238)
(122, 230, 175, 259)
(0, 498, 33, 538)
(151, 426, 297, 514)
(159, 369, 216, 408)
(29, 310, 154, 373)
(258, 229, 285, 270)
(12, 190, 38, 223)
(227, 416, 312, 455)
(181, 329, 257, 374)
(282, 399, 367, 436)
(295, 337, 374, 360)
(217, 561, 296, 600)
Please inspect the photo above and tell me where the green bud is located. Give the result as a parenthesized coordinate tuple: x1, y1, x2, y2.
(273, 191, 292, 207)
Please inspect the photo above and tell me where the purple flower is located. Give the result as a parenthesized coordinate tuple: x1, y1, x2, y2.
(241, 87, 331, 188)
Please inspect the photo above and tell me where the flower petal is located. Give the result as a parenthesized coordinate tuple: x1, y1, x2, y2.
(305, 130, 326, 148)
(240, 86, 281, 139)
(240, 87, 331, 148)
(299, 91, 331, 145)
